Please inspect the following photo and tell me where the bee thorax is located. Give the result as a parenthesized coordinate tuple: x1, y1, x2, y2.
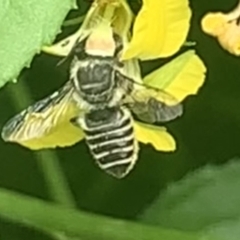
(71, 58, 117, 104)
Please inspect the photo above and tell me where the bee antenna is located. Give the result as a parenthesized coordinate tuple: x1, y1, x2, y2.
(56, 57, 68, 67)
(56, 37, 81, 67)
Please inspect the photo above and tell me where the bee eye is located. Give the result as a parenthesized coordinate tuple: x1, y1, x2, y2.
(73, 46, 86, 59)
(73, 38, 87, 59)
(74, 48, 87, 60)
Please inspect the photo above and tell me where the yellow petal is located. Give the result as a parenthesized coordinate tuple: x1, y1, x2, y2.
(105, 0, 133, 39)
(42, 33, 81, 57)
(134, 121, 176, 152)
(218, 26, 240, 56)
(143, 50, 206, 102)
(201, 13, 227, 37)
(19, 121, 85, 150)
(122, 0, 191, 60)
(201, 2, 240, 56)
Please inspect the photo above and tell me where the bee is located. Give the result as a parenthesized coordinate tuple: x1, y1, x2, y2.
(1, 22, 182, 178)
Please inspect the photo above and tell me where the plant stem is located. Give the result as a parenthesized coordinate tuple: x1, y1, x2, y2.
(37, 150, 75, 207)
(0, 188, 203, 240)
(7, 79, 76, 240)
(7, 79, 75, 207)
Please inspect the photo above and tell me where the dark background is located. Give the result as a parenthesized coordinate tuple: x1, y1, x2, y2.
(0, 0, 240, 239)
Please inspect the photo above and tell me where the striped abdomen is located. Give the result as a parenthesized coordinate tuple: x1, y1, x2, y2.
(78, 107, 139, 178)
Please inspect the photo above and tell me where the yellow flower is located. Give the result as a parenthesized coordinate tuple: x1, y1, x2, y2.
(201, 1, 240, 56)
(41, 0, 206, 153)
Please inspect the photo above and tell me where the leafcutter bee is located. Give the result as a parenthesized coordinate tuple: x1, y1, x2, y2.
(1, 23, 182, 178)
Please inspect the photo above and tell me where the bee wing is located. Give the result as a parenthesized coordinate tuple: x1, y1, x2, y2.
(120, 73, 183, 123)
(2, 81, 85, 150)
(128, 88, 182, 123)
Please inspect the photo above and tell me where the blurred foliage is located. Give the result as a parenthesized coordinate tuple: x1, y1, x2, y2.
(0, 188, 202, 240)
(140, 159, 240, 240)
(0, 0, 240, 239)
(0, 0, 76, 88)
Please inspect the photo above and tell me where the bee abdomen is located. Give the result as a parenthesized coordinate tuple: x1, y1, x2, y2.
(79, 107, 139, 178)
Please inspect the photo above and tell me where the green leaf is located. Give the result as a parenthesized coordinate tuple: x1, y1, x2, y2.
(139, 159, 240, 240)
(0, 187, 204, 240)
(0, 0, 76, 88)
